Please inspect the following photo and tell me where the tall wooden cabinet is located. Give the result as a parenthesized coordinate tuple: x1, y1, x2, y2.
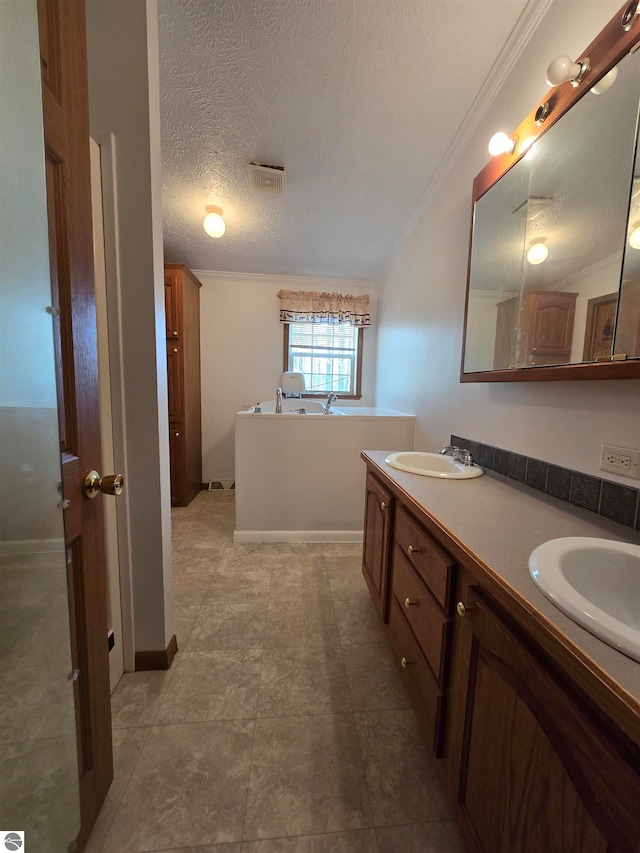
(164, 263, 202, 507)
(494, 290, 577, 369)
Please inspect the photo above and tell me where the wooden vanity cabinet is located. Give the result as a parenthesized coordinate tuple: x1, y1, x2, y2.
(362, 471, 393, 620)
(453, 577, 640, 852)
(164, 263, 202, 507)
(360, 457, 640, 852)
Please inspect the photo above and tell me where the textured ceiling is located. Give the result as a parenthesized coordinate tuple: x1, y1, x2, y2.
(158, 0, 528, 279)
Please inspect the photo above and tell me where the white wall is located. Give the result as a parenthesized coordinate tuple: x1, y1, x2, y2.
(194, 272, 378, 482)
(86, 0, 174, 654)
(376, 0, 640, 486)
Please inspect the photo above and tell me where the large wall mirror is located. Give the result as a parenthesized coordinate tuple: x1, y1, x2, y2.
(461, 0, 640, 382)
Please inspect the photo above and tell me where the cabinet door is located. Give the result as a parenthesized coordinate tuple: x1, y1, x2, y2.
(455, 585, 640, 852)
(362, 472, 393, 621)
(519, 291, 577, 365)
(164, 268, 181, 340)
(168, 428, 184, 506)
(166, 343, 183, 425)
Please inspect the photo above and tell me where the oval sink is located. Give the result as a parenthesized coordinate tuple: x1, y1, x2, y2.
(529, 537, 640, 662)
(385, 451, 483, 479)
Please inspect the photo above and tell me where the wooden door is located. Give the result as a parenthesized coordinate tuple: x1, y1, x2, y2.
(38, 0, 113, 849)
(455, 584, 640, 852)
(361, 471, 393, 621)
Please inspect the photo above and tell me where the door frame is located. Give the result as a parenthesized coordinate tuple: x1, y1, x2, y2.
(91, 132, 135, 675)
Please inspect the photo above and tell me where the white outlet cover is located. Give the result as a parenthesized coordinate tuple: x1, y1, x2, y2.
(600, 444, 640, 479)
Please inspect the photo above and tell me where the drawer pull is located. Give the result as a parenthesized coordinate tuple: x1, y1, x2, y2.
(401, 656, 411, 668)
(404, 597, 417, 608)
(380, 501, 387, 510)
(407, 544, 421, 555)
(457, 601, 474, 617)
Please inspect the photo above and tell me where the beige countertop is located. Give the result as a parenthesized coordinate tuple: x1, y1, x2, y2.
(363, 450, 640, 708)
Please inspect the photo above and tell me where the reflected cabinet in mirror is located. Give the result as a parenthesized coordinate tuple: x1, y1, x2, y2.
(461, 0, 640, 382)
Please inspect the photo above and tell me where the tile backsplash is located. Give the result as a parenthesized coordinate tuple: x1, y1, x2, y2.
(451, 435, 640, 531)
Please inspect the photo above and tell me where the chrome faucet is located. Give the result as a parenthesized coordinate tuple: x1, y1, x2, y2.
(324, 393, 338, 414)
(275, 387, 283, 414)
(439, 445, 473, 466)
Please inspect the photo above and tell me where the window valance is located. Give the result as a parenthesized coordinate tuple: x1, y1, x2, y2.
(277, 289, 371, 327)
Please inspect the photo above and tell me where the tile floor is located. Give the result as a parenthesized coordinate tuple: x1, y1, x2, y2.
(86, 491, 464, 853)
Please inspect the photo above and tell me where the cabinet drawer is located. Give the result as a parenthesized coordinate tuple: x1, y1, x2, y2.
(392, 546, 451, 686)
(387, 597, 446, 758)
(394, 506, 456, 613)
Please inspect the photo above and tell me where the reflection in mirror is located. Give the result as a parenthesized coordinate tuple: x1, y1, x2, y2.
(463, 45, 640, 375)
(616, 132, 640, 358)
(0, 1, 80, 847)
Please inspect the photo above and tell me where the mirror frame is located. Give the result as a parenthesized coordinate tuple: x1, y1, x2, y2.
(460, 0, 640, 383)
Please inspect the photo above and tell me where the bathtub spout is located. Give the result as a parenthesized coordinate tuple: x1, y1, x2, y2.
(324, 393, 338, 414)
(275, 387, 283, 414)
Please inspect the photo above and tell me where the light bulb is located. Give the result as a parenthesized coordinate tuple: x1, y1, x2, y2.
(546, 55, 582, 86)
(591, 66, 618, 95)
(203, 205, 225, 238)
(527, 242, 549, 265)
(629, 225, 640, 249)
(488, 132, 517, 157)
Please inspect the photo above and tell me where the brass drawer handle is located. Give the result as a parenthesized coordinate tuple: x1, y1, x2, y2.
(407, 544, 420, 555)
(404, 597, 417, 608)
(401, 656, 411, 668)
(457, 601, 474, 617)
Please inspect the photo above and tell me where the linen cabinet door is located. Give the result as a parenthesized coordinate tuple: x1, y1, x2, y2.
(361, 472, 393, 621)
(454, 583, 640, 853)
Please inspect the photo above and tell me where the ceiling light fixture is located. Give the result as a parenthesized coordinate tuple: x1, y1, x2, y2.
(629, 223, 640, 249)
(527, 241, 549, 265)
(546, 55, 590, 87)
(488, 132, 517, 157)
(203, 205, 225, 238)
(591, 66, 619, 95)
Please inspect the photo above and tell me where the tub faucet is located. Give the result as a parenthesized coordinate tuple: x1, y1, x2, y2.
(324, 393, 338, 414)
(275, 387, 283, 414)
(439, 445, 473, 466)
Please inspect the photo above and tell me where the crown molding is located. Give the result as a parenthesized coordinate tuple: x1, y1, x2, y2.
(390, 0, 553, 270)
(191, 269, 378, 293)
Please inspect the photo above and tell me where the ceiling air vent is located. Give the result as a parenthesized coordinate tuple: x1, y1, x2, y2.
(247, 162, 286, 194)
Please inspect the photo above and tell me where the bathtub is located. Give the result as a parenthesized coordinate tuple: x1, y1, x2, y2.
(234, 407, 415, 543)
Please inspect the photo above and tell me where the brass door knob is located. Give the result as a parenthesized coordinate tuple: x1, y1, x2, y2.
(401, 656, 411, 668)
(457, 601, 474, 617)
(83, 470, 124, 499)
(380, 501, 387, 510)
(407, 544, 420, 555)
(404, 597, 417, 608)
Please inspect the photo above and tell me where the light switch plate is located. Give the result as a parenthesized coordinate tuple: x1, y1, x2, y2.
(600, 444, 640, 479)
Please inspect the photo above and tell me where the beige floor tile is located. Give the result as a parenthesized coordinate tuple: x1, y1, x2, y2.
(218, 546, 276, 573)
(173, 603, 203, 650)
(101, 720, 254, 852)
(243, 715, 372, 840)
(269, 563, 332, 601)
(155, 649, 262, 723)
(332, 598, 386, 646)
(355, 710, 451, 827)
(188, 601, 268, 650)
(257, 645, 351, 717)
(263, 599, 340, 647)
(110, 670, 174, 729)
(325, 559, 369, 598)
(241, 829, 378, 852)
(206, 567, 273, 602)
(85, 728, 150, 853)
(375, 821, 464, 852)
(342, 643, 410, 712)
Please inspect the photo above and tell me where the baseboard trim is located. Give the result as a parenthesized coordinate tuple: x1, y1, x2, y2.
(233, 529, 363, 544)
(135, 634, 178, 671)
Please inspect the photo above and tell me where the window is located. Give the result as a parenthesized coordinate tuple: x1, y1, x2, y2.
(284, 321, 363, 398)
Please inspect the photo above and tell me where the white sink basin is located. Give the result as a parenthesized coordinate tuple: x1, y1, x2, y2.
(384, 451, 484, 479)
(529, 537, 640, 662)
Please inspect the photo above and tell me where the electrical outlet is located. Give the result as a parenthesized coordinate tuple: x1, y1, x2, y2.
(600, 444, 640, 479)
